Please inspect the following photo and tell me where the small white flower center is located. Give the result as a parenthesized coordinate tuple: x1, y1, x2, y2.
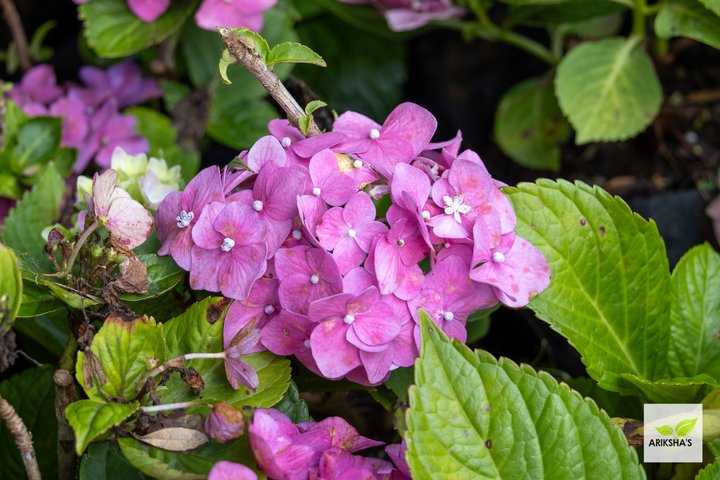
(253, 200, 264, 212)
(303, 339, 311, 349)
(421, 210, 431, 220)
(492, 252, 506, 263)
(310, 274, 320, 285)
(343, 314, 355, 325)
(176, 210, 194, 228)
(369, 128, 380, 140)
(221, 237, 235, 252)
(443, 311, 454, 321)
(443, 195, 472, 223)
(396, 239, 405, 247)
(281, 136, 292, 148)
(312, 187, 321, 196)
(353, 159, 363, 169)
(264, 305, 275, 315)
(292, 229, 302, 240)
(347, 228, 357, 238)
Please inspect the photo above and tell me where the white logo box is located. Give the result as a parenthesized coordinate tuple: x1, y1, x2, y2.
(644, 403, 703, 463)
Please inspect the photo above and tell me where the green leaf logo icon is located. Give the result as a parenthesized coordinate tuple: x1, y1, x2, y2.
(655, 425, 674, 436)
(675, 418, 697, 437)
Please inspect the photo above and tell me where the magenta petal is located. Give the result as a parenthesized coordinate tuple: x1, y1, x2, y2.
(343, 191, 376, 229)
(319, 173, 356, 207)
(374, 237, 403, 295)
(183, 166, 225, 214)
(278, 274, 317, 314)
(308, 293, 354, 323)
(189, 247, 224, 293)
(310, 319, 360, 379)
(342, 268, 377, 294)
(442, 319, 468, 343)
(391, 163, 430, 210)
(359, 349, 394, 384)
(382, 102, 437, 157)
(354, 221, 387, 252)
(127, 0, 170, 22)
(218, 245, 267, 300)
(156, 191, 182, 253)
(248, 135, 287, 171)
(393, 264, 424, 301)
(316, 207, 347, 251)
(274, 246, 310, 280)
(333, 111, 381, 148)
(208, 461, 257, 480)
(293, 132, 346, 158)
(256, 165, 306, 221)
(261, 311, 313, 355)
(214, 202, 267, 246)
(332, 237, 366, 275)
(169, 228, 195, 271)
(192, 202, 225, 249)
(351, 302, 400, 347)
(297, 194, 326, 246)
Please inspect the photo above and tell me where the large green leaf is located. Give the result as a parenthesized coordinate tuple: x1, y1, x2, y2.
(668, 244, 720, 379)
(11, 117, 62, 173)
(118, 437, 256, 480)
(505, 180, 670, 393)
(655, 0, 720, 50)
(80, 442, 148, 480)
(66, 400, 139, 455)
(405, 312, 644, 479)
(494, 75, 569, 170)
(697, 461, 720, 479)
(2, 163, 65, 271)
(555, 37, 662, 144)
(162, 297, 229, 366)
(79, 0, 197, 58)
(206, 98, 277, 150)
(699, 0, 720, 15)
(77, 315, 165, 401)
(0, 243, 22, 326)
(0, 366, 57, 480)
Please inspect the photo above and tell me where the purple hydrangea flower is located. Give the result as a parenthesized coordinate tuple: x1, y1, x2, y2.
(223, 277, 280, 353)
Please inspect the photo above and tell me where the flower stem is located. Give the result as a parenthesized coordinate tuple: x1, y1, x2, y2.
(632, 0, 647, 38)
(146, 352, 226, 379)
(63, 221, 99, 276)
(141, 401, 205, 413)
(0, 394, 41, 480)
(0, 0, 31, 71)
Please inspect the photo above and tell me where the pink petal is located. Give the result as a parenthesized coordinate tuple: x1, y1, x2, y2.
(208, 461, 258, 480)
(392, 264, 424, 301)
(127, 0, 170, 22)
(382, 102, 437, 158)
(316, 208, 347, 251)
(219, 245, 268, 300)
(292, 132, 346, 158)
(359, 348, 394, 384)
(333, 111, 381, 147)
(106, 196, 153, 249)
(191, 202, 226, 249)
(342, 191, 376, 229)
(183, 166, 224, 214)
(391, 163, 431, 210)
(374, 236, 403, 295)
(332, 237, 366, 275)
(261, 311, 313, 355)
(350, 301, 400, 347)
(274, 246, 310, 280)
(213, 202, 267, 246)
(248, 135, 287, 171)
(310, 319, 360, 379)
(189, 247, 224, 293)
(256, 165, 306, 221)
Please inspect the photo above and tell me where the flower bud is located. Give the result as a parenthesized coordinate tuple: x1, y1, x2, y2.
(204, 402, 245, 443)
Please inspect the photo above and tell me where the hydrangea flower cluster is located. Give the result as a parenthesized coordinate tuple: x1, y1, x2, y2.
(208, 408, 409, 480)
(156, 102, 550, 387)
(339, 0, 464, 31)
(7, 62, 160, 171)
(72, 0, 276, 32)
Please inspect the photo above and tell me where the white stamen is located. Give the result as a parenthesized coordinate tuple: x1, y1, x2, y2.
(353, 159, 363, 169)
(443, 311, 454, 321)
(343, 314, 355, 325)
(397, 239, 405, 247)
(281, 136, 292, 148)
(221, 237, 235, 252)
(312, 187, 321, 196)
(264, 305, 275, 315)
(292, 229, 302, 240)
(347, 228, 357, 238)
(253, 200, 264, 212)
(444, 242, 451, 248)
(176, 210, 194, 228)
(310, 274, 320, 285)
(303, 339, 311, 349)
(421, 210, 431, 220)
(369, 128, 380, 140)
(492, 252, 506, 263)
(443, 195, 471, 223)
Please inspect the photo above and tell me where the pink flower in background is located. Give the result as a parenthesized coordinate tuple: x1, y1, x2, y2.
(195, 0, 278, 31)
(7, 64, 62, 110)
(340, 0, 464, 31)
(79, 61, 162, 107)
(208, 462, 258, 480)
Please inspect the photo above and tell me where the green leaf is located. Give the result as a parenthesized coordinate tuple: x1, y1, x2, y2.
(655, 0, 720, 50)
(80, 442, 148, 480)
(555, 37, 662, 144)
(406, 311, 644, 479)
(77, 316, 165, 401)
(697, 461, 720, 479)
(0, 243, 22, 326)
(305, 100, 327, 116)
(385, 366, 414, 404)
(274, 381, 311, 423)
(675, 417, 698, 437)
(66, 400, 139, 455)
(118, 436, 256, 480)
(2, 163, 65, 271)
(12, 313, 68, 357)
(181, 24, 225, 88)
(12, 117, 62, 172)
(79, 0, 197, 58)
(206, 98, 277, 150)
(0, 366, 57, 480)
(122, 254, 184, 302)
(163, 297, 229, 362)
(267, 42, 326, 68)
(494, 75, 569, 170)
(229, 28, 271, 62)
(505, 180, 670, 394)
(296, 13, 406, 119)
(218, 49, 236, 85)
(655, 425, 674, 436)
(125, 108, 200, 182)
(620, 374, 716, 403)
(507, 0, 627, 28)
(668, 244, 720, 379)
(699, 0, 720, 15)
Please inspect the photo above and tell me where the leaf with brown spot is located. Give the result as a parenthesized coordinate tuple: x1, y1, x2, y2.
(135, 427, 208, 452)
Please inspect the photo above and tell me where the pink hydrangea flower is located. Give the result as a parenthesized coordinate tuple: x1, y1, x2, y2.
(223, 277, 280, 353)
(92, 169, 153, 249)
(195, 0, 278, 31)
(274, 246, 343, 314)
(340, 0, 464, 32)
(208, 461, 258, 480)
(249, 409, 316, 480)
(204, 402, 245, 443)
(190, 201, 268, 300)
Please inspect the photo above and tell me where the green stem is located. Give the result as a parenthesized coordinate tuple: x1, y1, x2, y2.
(632, 0, 647, 37)
(63, 221, 98, 276)
(59, 335, 78, 371)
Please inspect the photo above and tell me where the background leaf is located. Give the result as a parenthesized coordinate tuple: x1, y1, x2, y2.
(2, 163, 65, 271)
(66, 400, 139, 455)
(0, 366, 57, 480)
(697, 461, 720, 479)
(11, 117, 62, 173)
(654, 0, 720, 50)
(405, 312, 644, 479)
(699, 0, 720, 15)
(494, 75, 569, 170)
(79, 442, 148, 480)
(274, 381, 311, 423)
(79, 0, 197, 58)
(0, 243, 22, 326)
(555, 37, 662, 144)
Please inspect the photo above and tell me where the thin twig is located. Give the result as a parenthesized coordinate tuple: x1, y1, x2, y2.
(0, 0, 31, 71)
(218, 27, 321, 137)
(53, 369, 77, 480)
(0, 394, 42, 480)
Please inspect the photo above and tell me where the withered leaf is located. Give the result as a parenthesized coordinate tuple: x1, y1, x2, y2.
(134, 427, 209, 451)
